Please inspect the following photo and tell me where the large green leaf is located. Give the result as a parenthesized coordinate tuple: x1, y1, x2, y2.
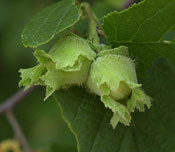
(22, 0, 80, 48)
(103, 0, 175, 42)
(116, 42, 175, 73)
(103, 0, 175, 71)
(54, 59, 175, 152)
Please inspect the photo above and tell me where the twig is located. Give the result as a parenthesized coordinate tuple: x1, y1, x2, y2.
(0, 86, 36, 114)
(0, 86, 36, 152)
(6, 110, 32, 152)
(95, 0, 138, 39)
(97, 29, 107, 39)
(121, 0, 137, 9)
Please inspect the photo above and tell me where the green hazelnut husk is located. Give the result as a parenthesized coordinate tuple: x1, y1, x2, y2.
(87, 47, 151, 128)
(19, 34, 96, 99)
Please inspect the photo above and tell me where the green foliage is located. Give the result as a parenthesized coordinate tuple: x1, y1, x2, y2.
(46, 143, 77, 152)
(7, 0, 175, 151)
(54, 58, 175, 152)
(117, 42, 175, 73)
(22, 0, 80, 48)
(164, 25, 175, 41)
(0, 0, 124, 151)
(104, 0, 175, 42)
(103, 0, 175, 71)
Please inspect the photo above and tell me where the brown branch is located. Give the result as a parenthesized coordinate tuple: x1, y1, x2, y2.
(121, 0, 137, 9)
(0, 86, 36, 114)
(6, 110, 32, 152)
(0, 86, 36, 152)
(96, 0, 139, 39)
(97, 29, 107, 39)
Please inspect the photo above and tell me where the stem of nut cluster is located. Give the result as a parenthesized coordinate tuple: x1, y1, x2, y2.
(81, 3, 100, 45)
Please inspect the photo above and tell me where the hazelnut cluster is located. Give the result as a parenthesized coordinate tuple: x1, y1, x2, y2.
(19, 34, 151, 128)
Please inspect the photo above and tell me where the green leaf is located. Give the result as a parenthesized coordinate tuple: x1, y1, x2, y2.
(116, 42, 175, 72)
(164, 25, 175, 41)
(22, 0, 80, 48)
(103, 0, 175, 71)
(47, 143, 77, 152)
(54, 58, 175, 152)
(104, 0, 175, 42)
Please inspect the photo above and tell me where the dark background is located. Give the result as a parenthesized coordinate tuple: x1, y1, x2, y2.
(0, 0, 128, 151)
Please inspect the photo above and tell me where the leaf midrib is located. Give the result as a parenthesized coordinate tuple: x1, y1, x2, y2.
(30, 3, 62, 44)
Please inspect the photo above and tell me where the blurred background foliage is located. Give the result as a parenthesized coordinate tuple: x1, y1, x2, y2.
(0, 0, 127, 151)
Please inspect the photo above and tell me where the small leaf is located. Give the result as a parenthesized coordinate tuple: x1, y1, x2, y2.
(22, 0, 81, 48)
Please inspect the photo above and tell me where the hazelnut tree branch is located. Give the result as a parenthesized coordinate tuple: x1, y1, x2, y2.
(6, 111, 32, 152)
(0, 86, 36, 114)
(121, 0, 140, 9)
(0, 86, 36, 152)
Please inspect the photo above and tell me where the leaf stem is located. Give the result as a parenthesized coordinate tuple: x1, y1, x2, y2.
(0, 86, 36, 114)
(81, 3, 100, 45)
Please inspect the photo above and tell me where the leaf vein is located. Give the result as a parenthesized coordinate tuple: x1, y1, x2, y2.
(53, 5, 73, 34)
(30, 4, 61, 44)
(131, 1, 174, 41)
(89, 111, 108, 152)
